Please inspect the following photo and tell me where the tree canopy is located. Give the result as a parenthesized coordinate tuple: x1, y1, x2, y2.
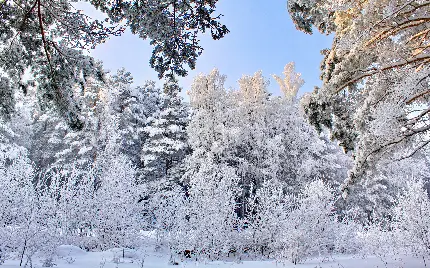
(289, 0, 430, 194)
(0, 0, 228, 128)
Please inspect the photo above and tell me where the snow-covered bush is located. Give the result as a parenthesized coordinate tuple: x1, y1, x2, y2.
(144, 178, 185, 247)
(46, 166, 99, 250)
(359, 179, 430, 258)
(0, 149, 35, 264)
(358, 218, 396, 258)
(249, 179, 359, 264)
(392, 179, 430, 256)
(33, 137, 142, 252)
(248, 179, 289, 258)
(92, 153, 141, 250)
(274, 180, 339, 264)
(0, 148, 64, 266)
(170, 156, 244, 261)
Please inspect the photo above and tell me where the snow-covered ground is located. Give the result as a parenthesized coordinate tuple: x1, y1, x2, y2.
(2, 245, 428, 268)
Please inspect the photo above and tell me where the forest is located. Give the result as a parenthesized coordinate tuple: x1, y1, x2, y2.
(0, 0, 429, 267)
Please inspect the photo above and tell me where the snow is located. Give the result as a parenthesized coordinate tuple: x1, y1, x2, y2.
(2, 246, 429, 268)
(55, 245, 87, 258)
(78, 145, 93, 155)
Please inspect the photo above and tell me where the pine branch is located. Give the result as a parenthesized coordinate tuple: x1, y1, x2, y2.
(334, 54, 430, 94)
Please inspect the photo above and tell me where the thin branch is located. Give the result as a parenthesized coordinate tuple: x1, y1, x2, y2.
(11, 0, 26, 11)
(405, 124, 430, 136)
(0, 0, 7, 10)
(366, 16, 430, 47)
(408, 28, 430, 44)
(406, 89, 430, 104)
(413, 44, 430, 56)
(361, 119, 430, 166)
(19, 0, 37, 31)
(416, 59, 430, 72)
(37, 0, 52, 71)
(334, 54, 430, 94)
(370, 0, 417, 30)
(399, 1, 430, 18)
(397, 139, 430, 161)
(405, 107, 430, 126)
(371, 91, 390, 107)
(47, 40, 79, 60)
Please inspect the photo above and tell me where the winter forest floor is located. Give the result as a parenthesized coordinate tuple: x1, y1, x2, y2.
(2, 245, 429, 268)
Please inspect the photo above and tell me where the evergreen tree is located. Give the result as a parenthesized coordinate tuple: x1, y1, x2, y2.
(0, 0, 228, 127)
(108, 69, 162, 173)
(141, 78, 189, 183)
(54, 77, 106, 169)
(288, 0, 430, 193)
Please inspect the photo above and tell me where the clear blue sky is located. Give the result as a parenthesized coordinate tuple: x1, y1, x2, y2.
(79, 1, 333, 98)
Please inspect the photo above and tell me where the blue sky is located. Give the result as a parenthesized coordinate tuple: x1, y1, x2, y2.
(80, 1, 333, 98)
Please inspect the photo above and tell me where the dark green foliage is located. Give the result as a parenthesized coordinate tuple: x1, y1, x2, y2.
(0, 77, 15, 120)
(287, 0, 334, 35)
(0, 0, 121, 129)
(0, 0, 228, 129)
(304, 88, 357, 154)
(89, 0, 229, 79)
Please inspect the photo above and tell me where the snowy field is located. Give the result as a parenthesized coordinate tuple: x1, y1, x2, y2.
(2, 245, 428, 268)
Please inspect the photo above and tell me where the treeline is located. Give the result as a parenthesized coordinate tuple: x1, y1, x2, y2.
(1, 64, 429, 265)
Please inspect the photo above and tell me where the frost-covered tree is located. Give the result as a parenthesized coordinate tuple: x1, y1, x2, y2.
(238, 65, 349, 191)
(338, 155, 430, 219)
(0, 0, 228, 127)
(108, 69, 162, 172)
(54, 77, 106, 169)
(0, 0, 114, 128)
(0, 82, 35, 165)
(92, 0, 229, 79)
(142, 177, 185, 246)
(45, 166, 98, 250)
(186, 66, 350, 218)
(39, 130, 142, 251)
(0, 148, 34, 263)
(287, 0, 335, 34)
(0, 148, 62, 266)
(29, 102, 69, 174)
(392, 179, 430, 256)
(249, 179, 357, 264)
(27, 69, 164, 177)
(274, 180, 339, 264)
(0, 77, 15, 121)
(91, 134, 142, 249)
(247, 179, 289, 257)
(175, 156, 243, 259)
(185, 69, 243, 220)
(288, 0, 430, 194)
(359, 179, 430, 258)
(141, 78, 189, 182)
(176, 66, 352, 261)
(186, 69, 233, 157)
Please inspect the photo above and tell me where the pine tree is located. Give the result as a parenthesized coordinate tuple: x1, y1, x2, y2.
(0, 0, 228, 126)
(141, 78, 189, 183)
(54, 77, 106, 170)
(108, 69, 162, 173)
(288, 0, 430, 193)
